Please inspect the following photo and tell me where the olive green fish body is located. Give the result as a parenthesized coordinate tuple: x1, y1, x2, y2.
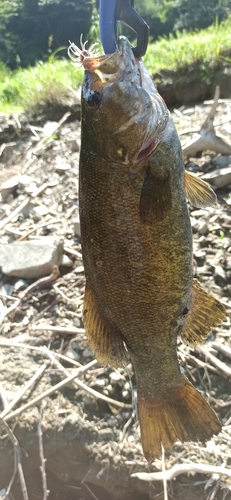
(79, 38, 226, 460)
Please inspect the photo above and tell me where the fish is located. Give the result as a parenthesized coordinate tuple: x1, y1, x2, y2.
(76, 37, 227, 462)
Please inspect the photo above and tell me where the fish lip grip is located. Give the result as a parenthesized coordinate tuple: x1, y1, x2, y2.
(99, 0, 149, 57)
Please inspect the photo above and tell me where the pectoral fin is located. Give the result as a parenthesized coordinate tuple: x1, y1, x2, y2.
(140, 169, 172, 224)
(83, 281, 127, 367)
(181, 280, 227, 346)
(184, 171, 216, 207)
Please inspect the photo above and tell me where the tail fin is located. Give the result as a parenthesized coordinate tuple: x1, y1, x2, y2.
(138, 380, 221, 462)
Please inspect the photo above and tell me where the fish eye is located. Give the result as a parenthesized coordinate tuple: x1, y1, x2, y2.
(85, 90, 101, 107)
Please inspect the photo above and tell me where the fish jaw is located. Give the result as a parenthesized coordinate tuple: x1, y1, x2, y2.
(81, 37, 169, 167)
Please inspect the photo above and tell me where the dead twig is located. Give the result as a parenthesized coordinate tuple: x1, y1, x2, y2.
(63, 245, 82, 259)
(0, 418, 29, 500)
(194, 346, 231, 378)
(31, 324, 85, 335)
(182, 87, 231, 157)
(15, 219, 61, 242)
(183, 351, 219, 375)
(161, 446, 168, 500)
(131, 463, 231, 482)
(37, 407, 49, 500)
(211, 342, 231, 360)
(81, 469, 99, 500)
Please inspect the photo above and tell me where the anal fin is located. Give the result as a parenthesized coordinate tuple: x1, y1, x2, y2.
(184, 171, 216, 207)
(83, 281, 127, 367)
(181, 280, 227, 346)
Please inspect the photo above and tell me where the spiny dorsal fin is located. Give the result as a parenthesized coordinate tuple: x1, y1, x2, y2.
(140, 169, 172, 224)
(184, 171, 217, 208)
(181, 280, 227, 346)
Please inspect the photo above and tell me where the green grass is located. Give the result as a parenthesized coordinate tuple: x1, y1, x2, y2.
(0, 58, 84, 113)
(144, 16, 231, 74)
(0, 16, 231, 113)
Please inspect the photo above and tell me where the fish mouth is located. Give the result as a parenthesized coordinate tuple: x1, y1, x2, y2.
(81, 37, 136, 91)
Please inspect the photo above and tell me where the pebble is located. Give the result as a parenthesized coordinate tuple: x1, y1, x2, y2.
(109, 372, 121, 383)
(214, 265, 226, 286)
(107, 418, 116, 428)
(122, 390, 130, 400)
(194, 250, 206, 265)
(32, 204, 49, 220)
(82, 347, 93, 358)
(64, 346, 81, 361)
(55, 163, 71, 174)
(0, 142, 16, 163)
(43, 121, 59, 137)
(61, 254, 73, 267)
(191, 219, 208, 235)
(211, 155, 231, 168)
(14, 279, 28, 292)
(75, 265, 84, 274)
(94, 379, 105, 387)
(65, 138, 80, 152)
(0, 283, 14, 296)
(1, 177, 18, 200)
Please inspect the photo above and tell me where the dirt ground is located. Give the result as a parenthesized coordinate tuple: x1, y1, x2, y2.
(0, 95, 231, 500)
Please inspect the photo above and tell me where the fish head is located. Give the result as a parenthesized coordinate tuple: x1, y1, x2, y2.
(81, 37, 169, 168)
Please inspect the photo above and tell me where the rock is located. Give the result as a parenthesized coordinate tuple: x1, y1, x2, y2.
(32, 204, 49, 220)
(61, 254, 73, 267)
(191, 219, 208, 235)
(82, 347, 93, 358)
(55, 163, 71, 174)
(75, 265, 84, 273)
(65, 138, 80, 152)
(43, 121, 59, 137)
(1, 175, 36, 201)
(14, 279, 28, 292)
(64, 345, 81, 361)
(109, 372, 121, 383)
(194, 250, 206, 266)
(0, 142, 17, 163)
(214, 265, 226, 286)
(1, 177, 18, 200)
(203, 168, 231, 188)
(211, 155, 231, 168)
(0, 237, 63, 278)
(0, 283, 14, 296)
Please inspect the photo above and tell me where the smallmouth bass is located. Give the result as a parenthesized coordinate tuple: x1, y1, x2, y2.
(77, 37, 227, 461)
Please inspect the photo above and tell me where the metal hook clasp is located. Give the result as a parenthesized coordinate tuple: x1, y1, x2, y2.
(99, 0, 149, 57)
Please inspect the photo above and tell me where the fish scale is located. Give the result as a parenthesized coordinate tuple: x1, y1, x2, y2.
(78, 37, 227, 461)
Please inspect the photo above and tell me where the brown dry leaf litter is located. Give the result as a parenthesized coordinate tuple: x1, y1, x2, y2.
(0, 96, 230, 500)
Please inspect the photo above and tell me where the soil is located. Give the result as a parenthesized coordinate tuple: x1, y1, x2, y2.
(0, 93, 231, 500)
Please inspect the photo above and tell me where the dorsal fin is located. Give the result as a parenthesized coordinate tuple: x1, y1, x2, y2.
(184, 171, 217, 208)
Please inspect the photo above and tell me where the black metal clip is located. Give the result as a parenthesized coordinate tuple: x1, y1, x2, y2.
(99, 0, 149, 57)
